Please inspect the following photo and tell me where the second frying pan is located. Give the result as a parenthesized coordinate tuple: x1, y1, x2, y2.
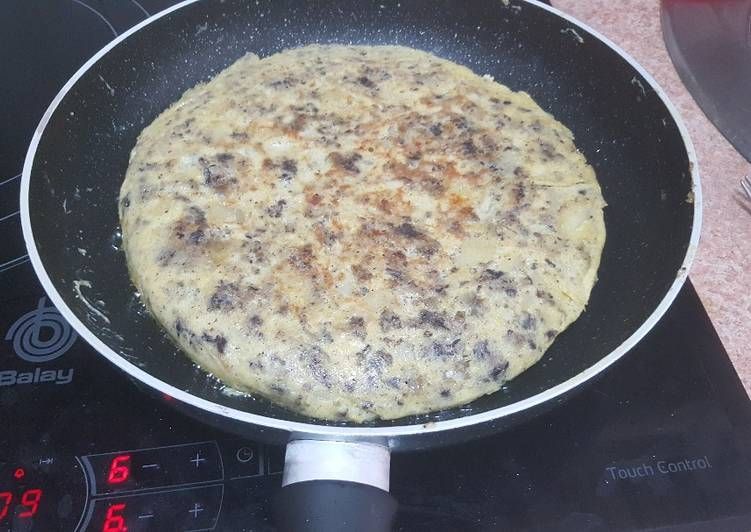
(21, 0, 700, 528)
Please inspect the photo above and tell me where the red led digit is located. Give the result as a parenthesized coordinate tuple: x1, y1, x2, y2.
(0, 492, 12, 521)
(19, 489, 43, 518)
(107, 455, 131, 484)
(102, 503, 127, 532)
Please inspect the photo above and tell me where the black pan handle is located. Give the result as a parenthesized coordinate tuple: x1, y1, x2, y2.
(274, 479, 398, 532)
(273, 440, 395, 532)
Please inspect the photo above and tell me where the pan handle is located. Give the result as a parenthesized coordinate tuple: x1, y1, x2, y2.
(273, 440, 397, 532)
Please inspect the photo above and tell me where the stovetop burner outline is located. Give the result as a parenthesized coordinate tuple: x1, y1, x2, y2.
(72, 0, 119, 37)
(0, 173, 28, 273)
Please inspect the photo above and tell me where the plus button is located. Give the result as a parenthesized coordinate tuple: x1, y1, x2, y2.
(189, 502, 204, 519)
(190, 452, 206, 468)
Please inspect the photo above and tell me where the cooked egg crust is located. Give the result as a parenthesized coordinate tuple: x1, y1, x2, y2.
(120, 45, 605, 421)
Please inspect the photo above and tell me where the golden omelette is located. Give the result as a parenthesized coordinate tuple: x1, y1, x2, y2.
(119, 45, 606, 422)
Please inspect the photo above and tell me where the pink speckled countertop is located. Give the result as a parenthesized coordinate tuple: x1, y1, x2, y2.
(553, 0, 751, 391)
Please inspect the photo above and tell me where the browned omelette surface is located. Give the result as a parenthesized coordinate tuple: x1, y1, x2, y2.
(119, 45, 606, 422)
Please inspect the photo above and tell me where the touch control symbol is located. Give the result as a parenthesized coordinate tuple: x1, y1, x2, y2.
(189, 502, 204, 519)
(5, 297, 77, 362)
(190, 452, 206, 468)
(236, 447, 254, 463)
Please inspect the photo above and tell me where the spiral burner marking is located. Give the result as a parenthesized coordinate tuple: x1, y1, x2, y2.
(4, 297, 78, 362)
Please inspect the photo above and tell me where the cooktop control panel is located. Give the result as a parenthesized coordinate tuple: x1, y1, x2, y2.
(0, 440, 284, 531)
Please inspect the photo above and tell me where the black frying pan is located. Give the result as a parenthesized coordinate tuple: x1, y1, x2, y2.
(20, 0, 700, 529)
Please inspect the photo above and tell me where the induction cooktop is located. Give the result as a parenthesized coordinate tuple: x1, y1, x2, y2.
(2, 2, 751, 531)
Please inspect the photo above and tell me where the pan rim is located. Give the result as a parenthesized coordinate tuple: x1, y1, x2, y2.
(20, 0, 702, 442)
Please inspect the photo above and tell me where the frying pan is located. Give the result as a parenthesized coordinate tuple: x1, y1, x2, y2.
(20, 0, 700, 529)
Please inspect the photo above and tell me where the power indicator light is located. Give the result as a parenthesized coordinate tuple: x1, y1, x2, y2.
(13, 469, 25, 480)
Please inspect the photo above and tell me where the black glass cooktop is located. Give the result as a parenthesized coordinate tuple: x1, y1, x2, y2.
(2, 2, 751, 531)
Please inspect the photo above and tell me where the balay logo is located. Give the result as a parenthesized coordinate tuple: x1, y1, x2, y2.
(1, 297, 77, 386)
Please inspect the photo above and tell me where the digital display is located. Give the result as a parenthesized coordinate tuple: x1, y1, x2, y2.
(107, 455, 131, 485)
(0, 457, 89, 531)
(83, 442, 222, 496)
(102, 503, 127, 532)
(0, 488, 43, 523)
(87, 485, 223, 531)
(1, 468, 44, 525)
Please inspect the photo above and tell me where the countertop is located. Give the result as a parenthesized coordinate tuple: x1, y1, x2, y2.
(553, 0, 751, 392)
